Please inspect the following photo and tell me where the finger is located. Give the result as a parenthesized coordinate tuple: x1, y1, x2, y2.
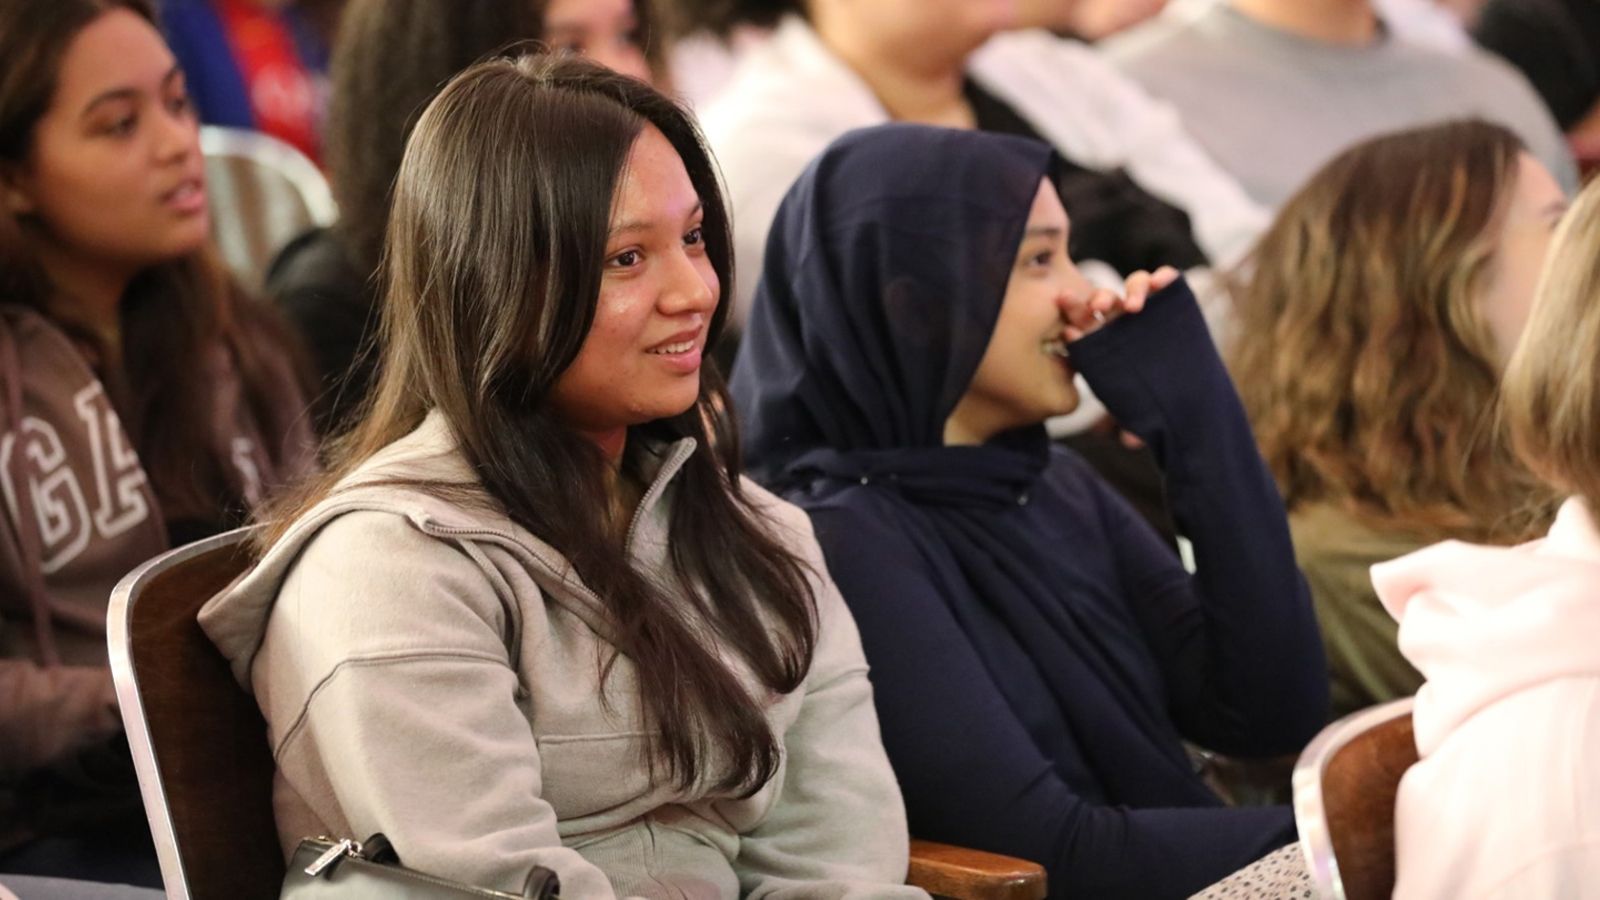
(1061, 295, 1098, 331)
(1151, 265, 1180, 290)
(1063, 324, 1087, 342)
(1119, 430, 1146, 450)
(1123, 270, 1151, 304)
(1090, 288, 1120, 319)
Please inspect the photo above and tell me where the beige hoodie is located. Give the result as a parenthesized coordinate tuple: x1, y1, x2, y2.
(199, 412, 926, 899)
(1374, 498, 1600, 898)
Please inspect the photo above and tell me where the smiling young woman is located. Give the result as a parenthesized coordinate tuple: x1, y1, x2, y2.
(0, 0, 313, 882)
(199, 54, 926, 897)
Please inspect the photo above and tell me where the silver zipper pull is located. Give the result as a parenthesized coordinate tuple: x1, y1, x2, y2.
(305, 838, 360, 877)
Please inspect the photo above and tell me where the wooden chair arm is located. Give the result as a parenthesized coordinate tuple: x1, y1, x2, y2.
(907, 839, 1047, 900)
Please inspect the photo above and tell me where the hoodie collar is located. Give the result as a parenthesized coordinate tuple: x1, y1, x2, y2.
(1373, 497, 1600, 756)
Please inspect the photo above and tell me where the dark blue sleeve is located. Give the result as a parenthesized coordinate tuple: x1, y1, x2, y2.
(1065, 280, 1328, 755)
(810, 500, 1297, 899)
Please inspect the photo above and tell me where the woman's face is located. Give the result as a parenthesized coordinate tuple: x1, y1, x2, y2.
(2, 9, 208, 274)
(812, 0, 1016, 63)
(1479, 153, 1568, 366)
(542, 0, 653, 85)
(547, 125, 718, 447)
(946, 178, 1092, 444)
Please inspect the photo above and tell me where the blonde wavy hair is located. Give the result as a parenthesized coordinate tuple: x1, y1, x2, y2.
(1502, 176, 1600, 515)
(1229, 120, 1552, 543)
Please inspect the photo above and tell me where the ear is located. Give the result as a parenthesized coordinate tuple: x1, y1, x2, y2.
(0, 164, 36, 217)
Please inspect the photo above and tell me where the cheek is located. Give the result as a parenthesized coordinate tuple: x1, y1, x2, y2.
(30, 149, 126, 237)
(28, 134, 206, 263)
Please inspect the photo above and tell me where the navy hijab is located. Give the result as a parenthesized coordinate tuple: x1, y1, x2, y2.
(731, 123, 1055, 500)
(730, 124, 1215, 808)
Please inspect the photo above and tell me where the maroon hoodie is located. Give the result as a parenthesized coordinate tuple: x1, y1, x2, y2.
(0, 302, 313, 840)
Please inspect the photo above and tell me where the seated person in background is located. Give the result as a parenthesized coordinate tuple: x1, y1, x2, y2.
(159, 0, 332, 162)
(730, 123, 1327, 898)
(0, 0, 313, 882)
(265, 0, 545, 434)
(1473, 0, 1600, 159)
(272, 0, 666, 435)
(1168, 0, 1482, 53)
(541, 0, 663, 85)
(682, 0, 1268, 330)
(1375, 173, 1600, 898)
(1105, 0, 1577, 208)
(1229, 120, 1566, 718)
(1015, 0, 1170, 41)
(200, 55, 926, 898)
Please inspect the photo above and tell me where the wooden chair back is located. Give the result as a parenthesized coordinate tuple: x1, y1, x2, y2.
(108, 527, 284, 900)
(1292, 697, 1418, 900)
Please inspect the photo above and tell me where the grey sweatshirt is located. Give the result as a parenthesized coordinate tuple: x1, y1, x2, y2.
(1104, 3, 1579, 207)
(198, 412, 927, 899)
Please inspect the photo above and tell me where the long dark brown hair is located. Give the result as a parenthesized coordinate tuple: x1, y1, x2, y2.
(325, 0, 547, 275)
(1228, 120, 1551, 543)
(0, 0, 309, 524)
(261, 54, 817, 795)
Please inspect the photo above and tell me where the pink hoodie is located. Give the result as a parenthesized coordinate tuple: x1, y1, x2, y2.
(1373, 498, 1600, 898)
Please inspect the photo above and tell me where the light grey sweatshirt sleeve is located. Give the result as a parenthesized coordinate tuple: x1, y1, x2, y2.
(254, 512, 625, 898)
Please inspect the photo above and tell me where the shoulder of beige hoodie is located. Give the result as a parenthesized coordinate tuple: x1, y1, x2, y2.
(198, 428, 924, 899)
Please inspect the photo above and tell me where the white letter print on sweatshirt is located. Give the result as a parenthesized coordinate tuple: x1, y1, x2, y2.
(1, 383, 151, 573)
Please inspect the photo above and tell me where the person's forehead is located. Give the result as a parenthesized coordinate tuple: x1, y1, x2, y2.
(51, 10, 177, 109)
(609, 128, 700, 226)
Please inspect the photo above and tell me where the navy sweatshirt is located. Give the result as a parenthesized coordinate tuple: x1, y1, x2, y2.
(730, 124, 1328, 898)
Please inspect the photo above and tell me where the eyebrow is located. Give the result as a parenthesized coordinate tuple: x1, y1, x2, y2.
(80, 65, 183, 119)
(1023, 225, 1066, 239)
(608, 201, 704, 238)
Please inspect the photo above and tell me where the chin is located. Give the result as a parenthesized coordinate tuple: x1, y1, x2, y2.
(155, 225, 212, 262)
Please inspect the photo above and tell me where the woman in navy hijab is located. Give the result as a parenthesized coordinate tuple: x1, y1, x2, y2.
(730, 124, 1328, 898)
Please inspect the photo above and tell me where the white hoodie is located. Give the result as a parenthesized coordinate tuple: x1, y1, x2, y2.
(1373, 498, 1600, 899)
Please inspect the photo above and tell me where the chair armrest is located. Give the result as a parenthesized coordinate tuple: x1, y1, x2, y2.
(907, 839, 1047, 900)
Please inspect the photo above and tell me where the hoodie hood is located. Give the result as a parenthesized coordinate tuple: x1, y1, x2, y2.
(1372, 497, 1600, 756)
(199, 411, 697, 690)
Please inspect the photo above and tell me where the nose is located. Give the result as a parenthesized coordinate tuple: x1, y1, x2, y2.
(658, 245, 718, 318)
(154, 103, 198, 165)
(1052, 257, 1096, 324)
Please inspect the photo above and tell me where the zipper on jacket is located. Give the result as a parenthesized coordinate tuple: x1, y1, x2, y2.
(305, 837, 362, 876)
(622, 439, 697, 554)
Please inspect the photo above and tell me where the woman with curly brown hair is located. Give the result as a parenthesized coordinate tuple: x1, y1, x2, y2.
(1229, 119, 1568, 718)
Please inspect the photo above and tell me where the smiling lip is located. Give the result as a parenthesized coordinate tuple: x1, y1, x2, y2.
(645, 328, 704, 374)
(161, 176, 207, 215)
